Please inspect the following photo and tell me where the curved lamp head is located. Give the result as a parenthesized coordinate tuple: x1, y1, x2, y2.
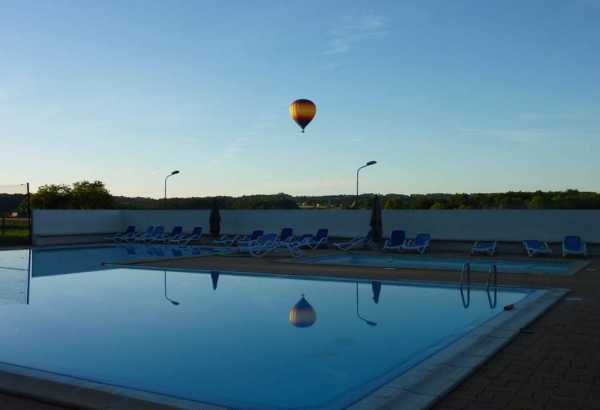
(170, 170, 180, 176)
(366, 161, 377, 166)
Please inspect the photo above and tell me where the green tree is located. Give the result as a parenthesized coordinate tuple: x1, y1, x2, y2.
(31, 184, 73, 209)
(31, 181, 114, 209)
(430, 202, 447, 209)
(71, 181, 114, 209)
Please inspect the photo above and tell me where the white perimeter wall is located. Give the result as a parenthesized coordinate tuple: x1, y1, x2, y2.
(34, 209, 600, 243)
(33, 210, 124, 236)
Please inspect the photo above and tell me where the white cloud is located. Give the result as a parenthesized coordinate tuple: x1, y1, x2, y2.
(457, 127, 550, 145)
(324, 14, 389, 55)
(519, 112, 585, 121)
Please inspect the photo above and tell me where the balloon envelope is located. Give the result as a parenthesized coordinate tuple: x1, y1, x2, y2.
(289, 99, 316, 132)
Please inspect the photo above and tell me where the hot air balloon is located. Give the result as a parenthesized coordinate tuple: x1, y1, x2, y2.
(289, 295, 317, 328)
(289, 99, 316, 133)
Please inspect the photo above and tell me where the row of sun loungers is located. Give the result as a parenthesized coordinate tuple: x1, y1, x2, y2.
(332, 230, 433, 254)
(107, 225, 203, 245)
(522, 236, 587, 257)
(472, 236, 587, 257)
(218, 228, 331, 257)
(352, 229, 586, 258)
(107, 225, 587, 258)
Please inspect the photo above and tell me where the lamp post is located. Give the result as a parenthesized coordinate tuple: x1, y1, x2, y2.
(356, 282, 377, 326)
(164, 170, 180, 201)
(355, 161, 377, 208)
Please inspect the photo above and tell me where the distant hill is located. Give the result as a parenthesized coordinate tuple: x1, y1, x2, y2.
(110, 190, 600, 210)
(26, 185, 600, 210)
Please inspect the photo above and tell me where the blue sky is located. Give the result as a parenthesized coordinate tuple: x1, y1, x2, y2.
(1, 0, 599, 198)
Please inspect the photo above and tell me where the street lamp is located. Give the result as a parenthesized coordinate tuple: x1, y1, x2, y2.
(356, 282, 377, 326)
(164, 170, 180, 201)
(355, 161, 377, 208)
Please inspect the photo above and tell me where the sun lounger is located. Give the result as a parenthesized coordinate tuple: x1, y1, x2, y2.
(296, 229, 329, 249)
(236, 233, 303, 257)
(562, 236, 587, 257)
(278, 227, 294, 244)
(141, 226, 164, 242)
(213, 234, 240, 246)
(236, 230, 265, 246)
(108, 225, 136, 242)
(171, 227, 203, 245)
(522, 240, 552, 256)
(237, 233, 279, 256)
(401, 233, 431, 254)
(383, 230, 406, 251)
(471, 241, 497, 256)
(334, 230, 373, 251)
(133, 226, 155, 242)
(153, 226, 183, 243)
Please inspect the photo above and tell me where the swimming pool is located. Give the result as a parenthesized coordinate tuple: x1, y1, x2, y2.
(0, 246, 537, 408)
(0, 244, 222, 278)
(300, 254, 577, 275)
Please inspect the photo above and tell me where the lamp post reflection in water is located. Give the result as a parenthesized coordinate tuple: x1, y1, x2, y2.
(356, 282, 377, 326)
(26, 248, 32, 304)
(163, 271, 180, 306)
(371, 281, 382, 304)
(210, 271, 220, 291)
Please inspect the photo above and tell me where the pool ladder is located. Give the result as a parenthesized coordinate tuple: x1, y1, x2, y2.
(459, 263, 498, 309)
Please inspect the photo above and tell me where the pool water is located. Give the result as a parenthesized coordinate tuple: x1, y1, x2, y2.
(0, 248, 530, 409)
(300, 254, 574, 275)
(0, 244, 221, 278)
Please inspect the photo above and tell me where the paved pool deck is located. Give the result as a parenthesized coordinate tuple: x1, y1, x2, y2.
(1, 246, 598, 409)
(131, 248, 600, 410)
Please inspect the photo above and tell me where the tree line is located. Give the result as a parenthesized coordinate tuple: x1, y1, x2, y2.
(2, 181, 600, 213)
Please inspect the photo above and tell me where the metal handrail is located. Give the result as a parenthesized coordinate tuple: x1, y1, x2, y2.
(460, 262, 471, 287)
(459, 262, 471, 308)
(460, 286, 470, 308)
(486, 264, 498, 309)
(487, 264, 498, 290)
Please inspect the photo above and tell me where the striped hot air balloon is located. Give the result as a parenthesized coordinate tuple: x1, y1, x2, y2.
(289, 99, 316, 133)
(289, 295, 317, 328)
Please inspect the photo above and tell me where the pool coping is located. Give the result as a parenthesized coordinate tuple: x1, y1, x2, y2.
(0, 265, 569, 410)
(347, 286, 569, 410)
(0, 362, 226, 410)
(291, 253, 589, 277)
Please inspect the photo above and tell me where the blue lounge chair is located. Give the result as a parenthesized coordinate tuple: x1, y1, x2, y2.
(142, 226, 164, 243)
(562, 236, 587, 257)
(171, 227, 203, 245)
(155, 226, 183, 243)
(237, 233, 279, 256)
(523, 240, 552, 256)
(296, 229, 329, 249)
(235, 230, 265, 246)
(108, 225, 136, 242)
(237, 233, 303, 257)
(279, 227, 294, 244)
(471, 241, 497, 256)
(133, 226, 155, 242)
(401, 233, 431, 254)
(213, 234, 239, 246)
(383, 230, 406, 251)
(334, 230, 373, 251)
